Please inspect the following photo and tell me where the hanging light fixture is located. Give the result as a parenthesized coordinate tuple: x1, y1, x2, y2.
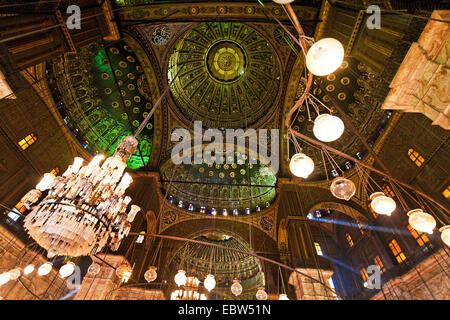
(272, 0, 294, 4)
(20, 136, 141, 257)
(313, 114, 345, 142)
(407, 209, 436, 234)
(439, 226, 450, 246)
(174, 269, 187, 287)
(87, 263, 101, 275)
(289, 153, 314, 178)
(38, 262, 53, 276)
(171, 276, 202, 300)
(23, 264, 35, 275)
(369, 192, 396, 216)
(231, 279, 243, 296)
(256, 287, 268, 300)
(0, 273, 9, 286)
(306, 38, 344, 76)
(144, 266, 158, 283)
(278, 293, 289, 300)
(116, 262, 133, 283)
(59, 261, 75, 278)
(204, 274, 216, 292)
(7, 268, 21, 281)
(330, 176, 356, 200)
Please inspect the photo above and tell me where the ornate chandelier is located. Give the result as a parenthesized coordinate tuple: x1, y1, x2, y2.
(171, 276, 207, 300)
(20, 136, 141, 257)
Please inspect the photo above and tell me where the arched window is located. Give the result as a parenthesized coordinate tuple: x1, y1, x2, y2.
(345, 233, 354, 247)
(50, 167, 60, 176)
(18, 133, 37, 150)
(442, 185, 450, 200)
(368, 203, 378, 219)
(360, 267, 368, 281)
(408, 148, 425, 167)
(388, 239, 406, 264)
(382, 184, 395, 198)
(314, 242, 323, 256)
(373, 255, 385, 273)
(407, 224, 429, 247)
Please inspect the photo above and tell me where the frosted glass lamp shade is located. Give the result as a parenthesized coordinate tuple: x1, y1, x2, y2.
(330, 177, 356, 200)
(407, 209, 436, 234)
(306, 38, 344, 76)
(0, 273, 9, 286)
(313, 114, 345, 142)
(144, 266, 158, 283)
(38, 262, 53, 276)
(231, 280, 243, 296)
(59, 262, 75, 278)
(256, 287, 268, 300)
(204, 274, 216, 292)
(289, 153, 314, 178)
(174, 270, 187, 287)
(369, 192, 396, 216)
(8, 268, 21, 280)
(439, 226, 450, 246)
(87, 263, 101, 275)
(273, 0, 294, 3)
(23, 264, 35, 275)
(279, 293, 289, 300)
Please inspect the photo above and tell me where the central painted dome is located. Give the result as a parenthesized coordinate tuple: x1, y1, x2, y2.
(168, 22, 280, 128)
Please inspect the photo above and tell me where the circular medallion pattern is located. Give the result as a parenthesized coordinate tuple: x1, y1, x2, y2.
(168, 22, 280, 128)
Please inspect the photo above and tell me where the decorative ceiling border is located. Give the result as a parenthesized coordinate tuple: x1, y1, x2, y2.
(156, 182, 281, 241)
(117, 3, 318, 25)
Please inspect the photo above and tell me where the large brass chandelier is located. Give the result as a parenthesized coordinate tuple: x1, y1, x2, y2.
(20, 136, 141, 257)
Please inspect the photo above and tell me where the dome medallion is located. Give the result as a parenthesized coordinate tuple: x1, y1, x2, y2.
(168, 22, 280, 128)
(206, 41, 246, 83)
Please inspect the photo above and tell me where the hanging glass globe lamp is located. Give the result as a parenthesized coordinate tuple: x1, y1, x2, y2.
(330, 177, 356, 200)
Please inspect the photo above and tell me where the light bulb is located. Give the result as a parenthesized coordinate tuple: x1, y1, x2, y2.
(306, 38, 344, 76)
(0, 273, 9, 286)
(256, 287, 268, 300)
(120, 173, 133, 188)
(174, 270, 187, 287)
(89, 154, 104, 167)
(330, 177, 356, 200)
(439, 226, 450, 246)
(36, 173, 55, 191)
(289, 153, 314, 178)
(279, 293, 289, 300)
(8, 268, 21, 280)
(71, 157, 84, 173)
(369, 192, 396, 216)
(38, 262, 53, 276)
(407, 209, 436, 234)
(23, 264, 35, 275)
(204, 274, 216, 292)
(231, 279, 243, 296)
(144, 266, 157, 283)
(59, 262, 75, 278)
(313, 114, 345, 142)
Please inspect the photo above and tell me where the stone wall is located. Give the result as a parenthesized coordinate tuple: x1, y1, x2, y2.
(372, 249, 449, 300)
(288, 268, 335, 300)
(73, 254, 165, 300)
(0, 224, 70, 300)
